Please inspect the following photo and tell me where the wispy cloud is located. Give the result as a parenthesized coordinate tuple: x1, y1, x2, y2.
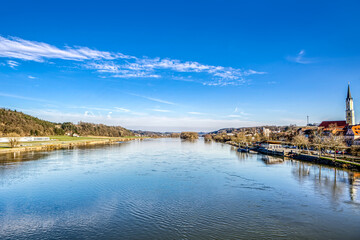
(107, 112, 112, 119)
(227, 114, 245, 118)
(188, 111, 204, 115)
(84, 111, 95, 117)
(114, 107, 131, 112)
(233, 107, 250, 116)
(0, 92, 48, 102)
(129, 93, 176, 105)
(0, 36, 266, 86)
(0, 36, 131, 62)
(28, 75, 36, 79)
(7, 60, 19, 69)
(68, 105, 149, 117)
(150, 109, 172, 113)
(287, 50, 315, 64)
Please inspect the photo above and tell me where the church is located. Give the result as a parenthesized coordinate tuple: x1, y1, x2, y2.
(319, 84, 357, 144)
(343, 84, 360, 145)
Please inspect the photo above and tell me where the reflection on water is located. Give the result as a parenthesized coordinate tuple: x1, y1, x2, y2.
(290, 161, 360, 204)
(0, 138, 360, 240)
(261, 155, 284, 165)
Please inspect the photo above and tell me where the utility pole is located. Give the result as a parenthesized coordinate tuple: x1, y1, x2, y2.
(307, 116, 309, 126)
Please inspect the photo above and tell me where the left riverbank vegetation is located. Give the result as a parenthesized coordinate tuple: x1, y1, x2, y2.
(0, 108, 133, 137)
(0, 108, 180, 150)
(0, 108, 142, 149)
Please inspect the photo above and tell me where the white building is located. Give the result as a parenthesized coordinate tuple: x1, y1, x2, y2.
(0, 137, 50, 143)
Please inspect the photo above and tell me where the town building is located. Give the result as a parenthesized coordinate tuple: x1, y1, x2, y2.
(318, 120, 347, 136)
(345, 125, 360, 145)
(261, 127, 270, 137)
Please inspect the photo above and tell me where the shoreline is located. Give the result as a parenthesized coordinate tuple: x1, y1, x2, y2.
(226, 141, 360, 172)
(0, 137, 146, 155)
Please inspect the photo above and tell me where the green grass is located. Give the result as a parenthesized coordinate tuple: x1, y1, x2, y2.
(50, 135, 138, 141)
(320, 156, 360, 166)
(49, 136, 101, 141)
(0, 135, 141, 149)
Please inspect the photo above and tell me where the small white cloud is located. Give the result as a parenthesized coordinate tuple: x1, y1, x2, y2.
(7, 60, 19, 69)
(84, 111, 95, 117)
(107, 112, 112, 119)
(28, 75, 36, 79)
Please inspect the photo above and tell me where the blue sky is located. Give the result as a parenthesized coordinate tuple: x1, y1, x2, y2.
(1, 0, 360, 131)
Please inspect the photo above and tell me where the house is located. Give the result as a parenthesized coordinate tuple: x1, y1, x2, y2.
(259, 141, 283, 150)
(261, 127, 271, 137)
(318, 121, 347, 129)
(297, 127, 317, 138)
(345, 125, 360, 145)
(319, 121, 347, 136)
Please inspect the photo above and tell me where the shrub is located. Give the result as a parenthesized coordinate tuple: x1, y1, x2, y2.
(180, 132, 199, 140)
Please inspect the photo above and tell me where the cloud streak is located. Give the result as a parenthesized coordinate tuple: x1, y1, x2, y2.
(7, 60, 19, 69)
(150, 109, 172, 113)
(128, 93, 176, 105)
(287, 50, 315, 64)
(0, 36, 131, 62)
(0, 92, 48, 102)
(0, 36, 266, 86)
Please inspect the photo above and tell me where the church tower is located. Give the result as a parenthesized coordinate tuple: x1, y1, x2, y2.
(346, 83, 355, 125)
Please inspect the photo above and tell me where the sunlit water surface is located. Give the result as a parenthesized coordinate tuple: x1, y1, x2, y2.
(0, 138, 360, 239)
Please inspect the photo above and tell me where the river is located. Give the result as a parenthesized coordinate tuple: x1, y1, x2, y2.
(0, 138, 359, 239)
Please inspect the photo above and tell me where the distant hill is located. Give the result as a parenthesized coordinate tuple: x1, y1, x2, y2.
(209, 126, 287, 135)
(0, 108, 133, 137)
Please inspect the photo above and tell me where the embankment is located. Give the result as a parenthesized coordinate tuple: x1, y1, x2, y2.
(0, 137, 144, 155)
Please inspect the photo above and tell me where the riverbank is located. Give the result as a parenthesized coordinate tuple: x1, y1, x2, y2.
(225, 141, 360, 172)
(0, 136, 145, 155)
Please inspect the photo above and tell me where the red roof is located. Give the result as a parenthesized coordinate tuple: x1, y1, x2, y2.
(319, 121, 347, 128)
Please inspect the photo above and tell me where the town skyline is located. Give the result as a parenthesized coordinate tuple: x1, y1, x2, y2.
(1, 0, 360, 132)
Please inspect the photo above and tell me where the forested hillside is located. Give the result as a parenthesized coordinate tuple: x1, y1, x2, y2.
(0, 108, 133, 137)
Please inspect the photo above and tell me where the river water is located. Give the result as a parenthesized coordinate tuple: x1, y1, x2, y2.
(0, 138, 359, 239)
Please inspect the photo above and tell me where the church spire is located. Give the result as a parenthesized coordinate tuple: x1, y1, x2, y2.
(347, 82, 352, 99)
(346, 83, 355, 125)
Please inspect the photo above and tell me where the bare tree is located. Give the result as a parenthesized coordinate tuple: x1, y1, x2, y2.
(325, 135, 346, 160)
(312, 134, 324, 156)
(292, 135, 310, 154)
(9, 138, 19, 148)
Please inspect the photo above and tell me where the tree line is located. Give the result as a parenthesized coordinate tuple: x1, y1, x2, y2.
(0, 108, 133, 137)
